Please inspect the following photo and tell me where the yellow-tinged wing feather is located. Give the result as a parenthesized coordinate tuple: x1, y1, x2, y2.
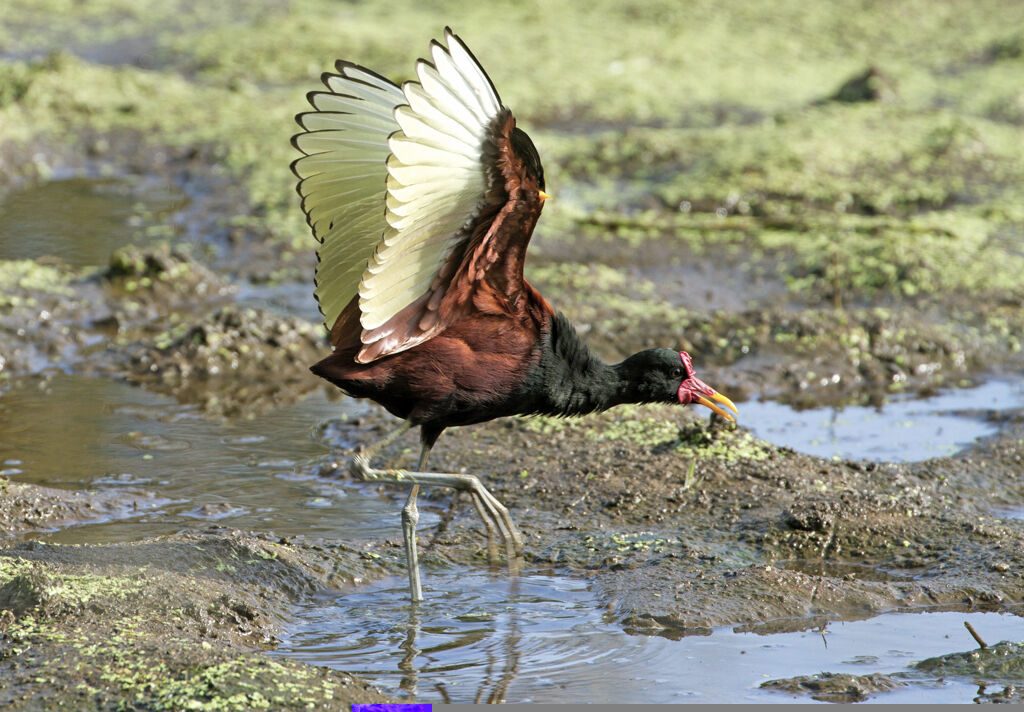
(292, 62, 404, 334)
(294, 29, 506, 360)
(358, 28, 504, 347)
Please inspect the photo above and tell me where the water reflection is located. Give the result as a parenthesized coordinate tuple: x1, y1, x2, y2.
(0, 177, 186, 267)
(0, 374, 420, 544)
(276, 571, 602, 703)
(276, 573, 1024, 704)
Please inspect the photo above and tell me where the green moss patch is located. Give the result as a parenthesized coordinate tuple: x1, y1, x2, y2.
(0, 536, 393, 710)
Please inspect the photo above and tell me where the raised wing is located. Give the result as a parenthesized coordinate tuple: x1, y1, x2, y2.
(295, 28, 548, 364)
(292, 62, 404, 337)
(356, 28, 509, 362)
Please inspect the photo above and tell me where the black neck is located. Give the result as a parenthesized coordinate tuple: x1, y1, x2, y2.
(515, 313, 639, 417)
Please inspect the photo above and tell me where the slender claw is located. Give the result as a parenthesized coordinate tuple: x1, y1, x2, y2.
(348, 442, 522, 601)
(468, 491, 501, 563)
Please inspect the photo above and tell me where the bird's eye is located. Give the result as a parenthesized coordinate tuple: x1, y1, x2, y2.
(672, 368, 683, 378)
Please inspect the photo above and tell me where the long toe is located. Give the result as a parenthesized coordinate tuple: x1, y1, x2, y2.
(469, 493, 501, 564)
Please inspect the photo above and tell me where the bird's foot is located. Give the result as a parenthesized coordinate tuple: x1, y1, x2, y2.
(464, 475, 523, 567)
(351, 422, 412, 470)
(347, 452, 523, 575)
(349, 452, 411, 485)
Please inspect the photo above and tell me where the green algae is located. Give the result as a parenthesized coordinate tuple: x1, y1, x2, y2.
(0, 537, 392, 710)
(594, 411, 681, 447)
(2, 0, 1022, 265)
(541, 102, 1024, 305)
(1, 557, 143, 614)
(674, 422, 771, 463)
(0, 556, 35, 581)
(519, 405, 771, 463)
(0, 260, 75, 308)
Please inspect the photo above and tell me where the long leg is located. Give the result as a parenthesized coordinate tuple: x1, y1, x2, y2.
(400, 445, 431, 602)
(349, 453, 523, 567)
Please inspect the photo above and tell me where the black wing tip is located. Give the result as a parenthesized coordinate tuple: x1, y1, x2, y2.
(334, 59, 400, 89)
(318, 63, 399, 101)
(439, 27, 502, 107)
(293, 110, 316, 134)
(304, 88, 324, 109)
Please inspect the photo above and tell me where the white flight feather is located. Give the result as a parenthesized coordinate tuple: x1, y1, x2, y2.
(296, 65, 400, 332)
(445, 29, 501, 117)
(400, 87, 482, 146)
(387, 135, 479, 169)
(386, 164, 476, 190)
(430, 44, 490, 123)
(415, 64, 483, 135)
(309, 93, 397, 121)
(297, 33, 502, 350)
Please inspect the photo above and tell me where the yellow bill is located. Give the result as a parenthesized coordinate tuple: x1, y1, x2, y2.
(696, 392, 739, 422)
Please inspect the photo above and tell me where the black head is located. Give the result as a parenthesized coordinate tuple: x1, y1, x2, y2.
(511, 126, 545, 191)
(619, 348, 738, 420)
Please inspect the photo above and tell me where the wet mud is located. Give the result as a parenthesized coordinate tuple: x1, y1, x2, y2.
(0, 478, 166, 538)
(763, 639, 1024, 703)
(2, 0, 1024, 705)
(0, 533, 395, 710)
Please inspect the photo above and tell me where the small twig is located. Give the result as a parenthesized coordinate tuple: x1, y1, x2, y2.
(434, 682, 453, 704)
(964, 620, 988, 649)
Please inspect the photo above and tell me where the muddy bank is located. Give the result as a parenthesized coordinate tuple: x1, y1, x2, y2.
(377, 409, 1024, 632)
(0, 244, 325, 416)
(2, 237, 1020, 417)
(126, 304, 325, 418)
(0, 531, 396, 710)
(763, 640, 1024, 703)
(3, 397, 1022, 704)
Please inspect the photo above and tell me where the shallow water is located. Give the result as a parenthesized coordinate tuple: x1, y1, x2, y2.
(740, 378, 1024, 462)
(0, 374, 433, 545)
(7, 373, 1020, 547)
(274, 569, 1024, 703)
(0, 177, 186, 267)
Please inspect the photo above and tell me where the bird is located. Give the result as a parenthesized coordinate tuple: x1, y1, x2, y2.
(292, 28, 738, 602)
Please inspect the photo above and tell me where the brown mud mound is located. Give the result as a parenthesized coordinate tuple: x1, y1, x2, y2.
(0, 477, 166, 537)
(761, 671, 905, 702)
(128, 305, 325, 417)
(0, 532, 396, 710)
(761, 638, 1024, 702)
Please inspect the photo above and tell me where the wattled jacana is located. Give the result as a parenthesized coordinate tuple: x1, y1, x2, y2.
(292, 28, 738, 601)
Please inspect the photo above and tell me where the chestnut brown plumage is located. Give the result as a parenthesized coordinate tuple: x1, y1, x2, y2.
(293, 28, 737, 601)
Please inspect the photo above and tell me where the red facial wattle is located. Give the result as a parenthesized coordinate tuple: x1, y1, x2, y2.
(676, 351, 738, 421)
